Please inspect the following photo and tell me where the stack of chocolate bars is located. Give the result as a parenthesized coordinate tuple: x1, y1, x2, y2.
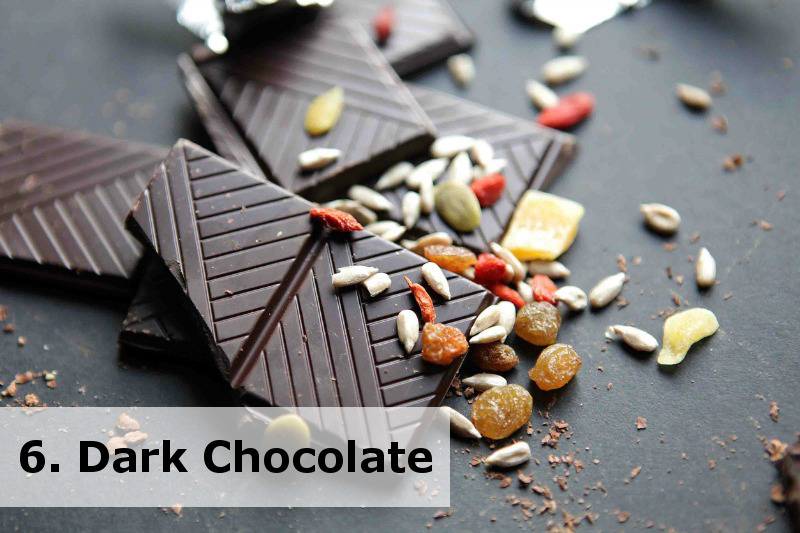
(0, 0, 575, 414)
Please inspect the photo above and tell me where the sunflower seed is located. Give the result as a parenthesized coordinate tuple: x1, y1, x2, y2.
(541, 56, 588, 85)
(696, 247, 716, 288)
(496, 301, 517, 342)
(473, 158, 508, 180)
(421, 262, 451, 300)
(555, 285, 587, 311)
(304, 85, 344, 136)
(381, 224, 406, 242)
(348, 185, 393, 211)
(419, 175, 435, 214)
(470, 304, 501, 335)
(362, 272, 391, 296)
(406, 158, 448, 189)
(470, 325, 506, 344)
(553, 27, 583, 49)
(332, 266, 379, 287)
(441, 406, 481, 439)
(446, 151, 473, 184)
(526, 80, 559, 110)
(298, 148, 341, 170)
(448, 54, 475, 86)
(375, 161, 414, 190)
(322, 199, 377, 225)
(589, 273, 626, 308)
(605, 326, 617, 340)
(469, 139, 494, 167)
(490, 242, 525, 283)
(364, 220, 403, 235)
(676, 83, 712, 110)
(501, 263, 514, 284)
(484, 441, 531, 468)
(640, 203, 681, 234)
(612, 325, 658, 352)
(396, 309, 419, 354)
(461, 373, 507, 392)
(402, 191, 421, 228)
(528, 260, 570, 278)
(407, 232, 453, 254)
(462, 267, 475, 280)
(517, 280, 534, 303)
(431, 135, 476, 158)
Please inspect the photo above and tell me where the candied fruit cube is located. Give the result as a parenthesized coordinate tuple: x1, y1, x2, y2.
(421, 322, 469, 365)
(423, 244, 477, 274)
(514, 301, 561, 346)
(471, 384, 532, 439)
(529, 343, 581, 390)
(500, 190, 585, 261)
(657, 308, 719, 365)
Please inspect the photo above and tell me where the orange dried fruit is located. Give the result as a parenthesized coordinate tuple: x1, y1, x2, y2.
(528, 343, 581, 390)
(421, 322, 468, 366)
(514, 301, 561, 346)
(471, 342, 518, 372)
(423, 244, 477, 273)
(471, 384, 533, 439)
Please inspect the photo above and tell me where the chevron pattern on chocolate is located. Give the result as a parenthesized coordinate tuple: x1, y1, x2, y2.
(0, 120, 167, 287)
(194, 19, 434, 199)
(128, 140, 492, 411)
(368, 84, 577, 251)
(330, 0, 474, 75)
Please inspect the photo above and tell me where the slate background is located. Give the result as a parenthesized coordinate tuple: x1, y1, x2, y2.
(1, 0, 798, 531)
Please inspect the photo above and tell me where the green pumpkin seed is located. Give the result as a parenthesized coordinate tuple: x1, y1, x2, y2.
(434, 181, 481, 232)
(305, 86, 344, 136)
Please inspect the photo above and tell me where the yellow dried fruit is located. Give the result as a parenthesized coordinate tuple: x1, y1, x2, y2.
(657, 308, 719, 365)
(500, 190, 584, 261)
(514, 302, 561, 346)
(471, 384, 532, 440)
(528, 343, 581, 391)
(305, 86, 344, 136)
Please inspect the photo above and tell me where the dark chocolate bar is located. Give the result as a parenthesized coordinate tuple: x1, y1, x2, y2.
(329, 0, 474, 76)
(184, 19, 435, 200)
(126, 140, 492, 411)
(367, 84, 576, 251)
(0, 120, 167, 293)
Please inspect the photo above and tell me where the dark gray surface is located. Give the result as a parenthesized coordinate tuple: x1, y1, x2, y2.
(1, 0, 798, 531)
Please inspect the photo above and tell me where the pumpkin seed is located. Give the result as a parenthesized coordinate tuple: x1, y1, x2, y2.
(696, 247, 716, 288)
(402, 191, 421, 228)
(526, 80, 559, 110)
(640, 203, 681, 234)
(397, 310, 419, 354)
(589, 272, 626, 308)
(421, 262, 451, 300)
(375, 161, 414, 190)
(484, 441, 531, 468)
(406, 158, 448, 189)
(541, 56, 588, 85)
(348, 185, 393, 211)
(446, 151, 473, 184)
(448, 54, 475, 86)
(461, 373, 507, 392)
(304, 86, 344, 136)
(612, 325, 659, 352)
(298, 148, 341, 170)
(676, 83, 712, 110)
(362, 272, 391, 296)
(435, 181, 481, 232)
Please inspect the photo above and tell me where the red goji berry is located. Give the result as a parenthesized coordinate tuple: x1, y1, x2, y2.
(537, 92, 594, 130)
(474, 254, 507, 285)
(405, 276, 436, 323)
(487, 283, 525, 309)
(470, 173, 505, 207)
(309, 207, 363, 232)
(530, 275, 557, 305)
(374, 4, 395, 45)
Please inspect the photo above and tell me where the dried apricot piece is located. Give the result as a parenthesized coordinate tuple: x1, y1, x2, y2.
(500, 190, 585, 261)
(471, 342, 519, 372)
(423, 244, 477, 273)
(421, 322, 468, 365)
(657, 308, 719, 365)
(529, 343, 581, 390)
(514, 302, 561, 346)
(471, 384, 533, 439)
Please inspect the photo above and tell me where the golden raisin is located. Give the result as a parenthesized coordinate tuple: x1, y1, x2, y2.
(471, 384, 533, 439)
(528, 343, 581, 390)
(471, 342, 519, 372)
(514, 302, 561, 346)
(423, 244, 478, 273)
(421, 322, 468, 366)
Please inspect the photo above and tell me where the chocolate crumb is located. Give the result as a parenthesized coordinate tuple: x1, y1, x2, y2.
(769, 401, 779, 422)
(636, 417, 647, 430)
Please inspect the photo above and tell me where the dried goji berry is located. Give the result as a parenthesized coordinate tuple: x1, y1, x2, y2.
(530, 275, 557, 305)
(487, 283, 525, 309)
(309, 207, 363, 232)
(537, 92, 594, 130)
(471, 173, 505, 207)
(405, 276, 436, 323)
(474, 254, 507, 285)
(373, 4, 395, 45)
